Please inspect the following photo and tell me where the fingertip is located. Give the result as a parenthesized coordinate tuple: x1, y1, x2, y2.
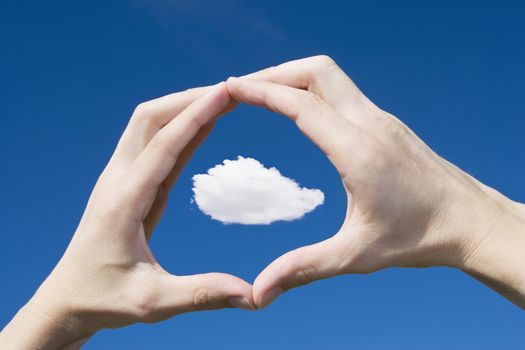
(252, 268, 283, 308)
(167, 272, 256, 312)
(219, 274, 256, 311)
(227, 296, 256, 311)
(203, 81, 231, 109)
(225, 76, 241, 94)
(208, 272, 256, 308)
(252, 238, 344, 308)
(258, 287, 284, 309)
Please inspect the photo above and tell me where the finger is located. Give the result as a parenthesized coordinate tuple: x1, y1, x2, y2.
(226, 77, 363, 169)
(253, 237, 344, 308)
(240, 55, 374, 116)
(163, 100, 236, 191)
(143, 100, 237, 236)
(151, 272, 255, 319)
(142, 121, 216, 238)
(111, 85, 217, 167)
(126, 83, 231, 217)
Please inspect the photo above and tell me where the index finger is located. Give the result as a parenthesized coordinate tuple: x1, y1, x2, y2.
(112, 85, 218, 167)
(240, 55, 372, 116)
(226, 77, 362, 163)
(126, 83, 233, 218)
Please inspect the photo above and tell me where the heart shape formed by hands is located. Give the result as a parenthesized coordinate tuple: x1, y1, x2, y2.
(34, 56, 484, 341)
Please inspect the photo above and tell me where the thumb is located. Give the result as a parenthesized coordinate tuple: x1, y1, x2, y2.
(253, 236, 345, 308)
(152, 272, 255, 320)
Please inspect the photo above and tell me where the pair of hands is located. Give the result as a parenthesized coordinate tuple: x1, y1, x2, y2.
(2, 56, 525, 349)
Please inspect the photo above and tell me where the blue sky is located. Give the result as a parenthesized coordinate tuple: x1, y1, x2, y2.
(1, 0, 525, 348)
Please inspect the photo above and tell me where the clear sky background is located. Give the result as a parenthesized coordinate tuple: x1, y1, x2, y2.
(1, 1, 525, 348)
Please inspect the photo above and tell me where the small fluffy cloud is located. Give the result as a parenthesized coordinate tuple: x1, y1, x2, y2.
(192, 156, 324, 225)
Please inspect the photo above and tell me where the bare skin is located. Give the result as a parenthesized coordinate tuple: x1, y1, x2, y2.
(1, 56, 523, 349)
(226, 56, 525, 309)
(0, 83, 255, 349)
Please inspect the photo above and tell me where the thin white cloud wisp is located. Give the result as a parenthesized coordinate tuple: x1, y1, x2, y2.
(192, 156, 324, 225)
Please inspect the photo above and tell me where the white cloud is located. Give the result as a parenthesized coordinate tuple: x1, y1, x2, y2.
(192, 156, 324, 225)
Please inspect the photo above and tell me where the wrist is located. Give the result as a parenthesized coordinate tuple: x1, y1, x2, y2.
(1, 281, 95, 349)
(459, 189, 525, 308)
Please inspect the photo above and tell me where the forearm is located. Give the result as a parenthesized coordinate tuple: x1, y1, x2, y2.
(461, 192, 525, 309)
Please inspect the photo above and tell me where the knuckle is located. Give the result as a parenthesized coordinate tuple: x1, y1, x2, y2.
(314, 54, 336, 67)
(381, 114, 401, 133)
(133, 101, 151, 118)
(308, 55, 340, 85)
(193, 287, 214, 311)
(295, 264, 320, 287)
(131, 101, 156, 126)
(311, 55, 337, 75)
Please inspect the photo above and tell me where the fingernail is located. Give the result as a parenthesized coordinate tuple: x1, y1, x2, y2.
(228, 296, 255, 310)
(259, 287, 284, 308)
(204, 82, 232, 109)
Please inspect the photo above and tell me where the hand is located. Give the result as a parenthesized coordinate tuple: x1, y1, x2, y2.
(226, 56, 525, 309)
(0, 83, 255, 349)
